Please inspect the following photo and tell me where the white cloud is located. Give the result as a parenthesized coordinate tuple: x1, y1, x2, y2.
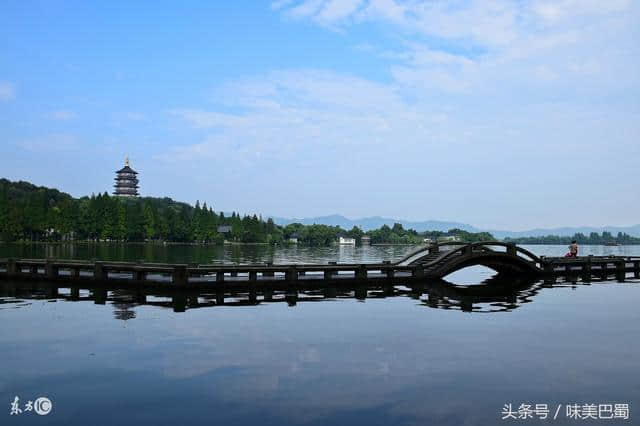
(275, 0, 638, 91)
(16, 134, 79, 152)
(48, 110, 77, 120)
(169, 70, 442, 163)
(170, 109, 249, 128)
(532, 0, 631, 23)
(271, 0, 295, 10)
(161, 1, 639, 226)
(0, 81, 15, 101)
(124, 111, 145, 121)
(316, 0, 364, 22)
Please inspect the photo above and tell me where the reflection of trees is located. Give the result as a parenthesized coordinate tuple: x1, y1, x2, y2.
(111, 290, 137, 321)
(113, 305, 136, 321)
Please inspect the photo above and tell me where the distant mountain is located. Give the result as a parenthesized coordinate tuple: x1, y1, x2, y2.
(271, 214, 480, 233)
(489, 225, 640, 239)
(271, 214, 640, 238)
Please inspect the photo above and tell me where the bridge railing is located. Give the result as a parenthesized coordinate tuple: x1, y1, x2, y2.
(396, 241, 542, 267)
(395, 242, 470, 265)
(470, 242, 541, 264)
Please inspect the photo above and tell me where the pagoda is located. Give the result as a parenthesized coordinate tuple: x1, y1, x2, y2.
(113, 157, 139, 197)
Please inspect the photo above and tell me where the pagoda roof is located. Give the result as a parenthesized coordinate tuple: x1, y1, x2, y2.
(115, 165, 138, 174)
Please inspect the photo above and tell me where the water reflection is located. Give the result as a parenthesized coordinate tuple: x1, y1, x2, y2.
(1, 275, 626, 320)
(1, 275, 639, 426)
(0, 242, 426, 265)
(420, 275, 542, 313)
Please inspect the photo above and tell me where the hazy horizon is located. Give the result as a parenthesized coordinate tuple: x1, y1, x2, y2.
(5, 174, 640, 234)
(1, 1, 638, 230)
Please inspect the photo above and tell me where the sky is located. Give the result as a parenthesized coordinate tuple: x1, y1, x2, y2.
(1, 0, 639, 230)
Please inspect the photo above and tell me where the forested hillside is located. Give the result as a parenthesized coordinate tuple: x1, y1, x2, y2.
(0, 179, 495, 245)
(0, 179, 280, 243)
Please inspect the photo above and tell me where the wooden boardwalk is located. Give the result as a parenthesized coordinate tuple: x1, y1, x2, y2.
(1, 242, 639, 288)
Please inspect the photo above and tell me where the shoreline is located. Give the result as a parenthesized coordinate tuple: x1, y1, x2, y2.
(1, 241, 640, 247)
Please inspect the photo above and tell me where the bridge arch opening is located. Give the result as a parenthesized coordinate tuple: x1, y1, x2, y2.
(443, 265, 498, 285)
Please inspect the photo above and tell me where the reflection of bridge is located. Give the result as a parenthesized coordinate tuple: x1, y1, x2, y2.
(1, 242, 639, 286)
(0, 275, 603, 316)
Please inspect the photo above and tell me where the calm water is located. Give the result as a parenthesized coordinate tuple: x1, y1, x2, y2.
(1, 244, 639, 425)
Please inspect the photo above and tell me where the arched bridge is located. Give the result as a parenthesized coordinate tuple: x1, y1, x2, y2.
(396, 242, 544, 278)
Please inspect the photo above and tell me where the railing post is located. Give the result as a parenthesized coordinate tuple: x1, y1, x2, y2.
(286, 266, 298, 282)
(263, 262, 274, 277)
(94, 286, 107, 304)
(136, 287, 146, 303)
(94, 262, 107, 281)
(600, 261, 608, 279)
(285, 290, 298, 306)
(386, 267, 395, 279)
(172, 265, 188, 285)
(582, 256, 592, 281)
(616, 260, 625, 282)
(506, 243, 516, 256)
(355, 265, 367, 280)
(544, 262, 554, 275)
(324, 285, 337, 298)
(216, 271, 224, 283)
(429, 244, 439, 255)
(248, 281, 257, 303)
(172, 294, 186, 312)
(45, 261, 59, 279)
(413, 266, 424, 279)
(324, 270, 332, 280)
(215, 288, 225, 305)
(6, 258, 18, 277)
(634, 261, 640, 279)
(133, 269, 145, 282)
(264, 287, 274, 301)
(411, 281, 424, 298)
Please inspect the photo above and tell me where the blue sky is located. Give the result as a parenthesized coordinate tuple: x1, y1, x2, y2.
(1, 1, 639, 230)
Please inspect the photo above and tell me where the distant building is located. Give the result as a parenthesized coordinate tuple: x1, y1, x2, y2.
(339, 236, 356, 245)
(113, 157, 139, 197)
(288, 232, 300, 244)
(423, 237, 433, 244)
(217, 225, 232, 234)
(361, 235, 371, 245)
(439, 235, 460, 243)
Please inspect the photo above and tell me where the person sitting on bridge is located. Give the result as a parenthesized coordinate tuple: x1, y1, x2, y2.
(565, 240, 579, 258)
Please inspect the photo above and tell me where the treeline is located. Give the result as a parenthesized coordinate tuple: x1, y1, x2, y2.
(0, 179, 496, 245)
(282, 222, 429, 245)
(423, 228, 496, 244)
(505, 232, 640, 245)
(0, 179, 280, 243)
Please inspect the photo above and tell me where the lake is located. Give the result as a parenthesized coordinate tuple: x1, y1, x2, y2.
(1, 243, 638, 425)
